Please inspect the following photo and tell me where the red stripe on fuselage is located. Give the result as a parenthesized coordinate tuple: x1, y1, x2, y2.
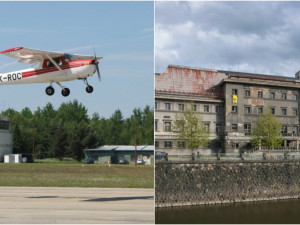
(22, 61, 89, 78)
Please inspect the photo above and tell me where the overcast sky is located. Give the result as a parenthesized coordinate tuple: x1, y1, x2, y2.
(0, 2, 153, 118)
(155, 1, 300, 77)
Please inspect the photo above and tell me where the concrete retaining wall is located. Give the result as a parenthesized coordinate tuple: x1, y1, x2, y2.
(155, 161, 300, 207)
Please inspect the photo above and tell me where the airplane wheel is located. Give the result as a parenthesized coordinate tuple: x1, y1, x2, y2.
(61, 87, 70, 97)
(45, 86, 55, 96)
(86, 85, 93, 93)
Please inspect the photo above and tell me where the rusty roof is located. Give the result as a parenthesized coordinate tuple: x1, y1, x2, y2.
(155, 65, 227, 98)
(155, 65, 299, 97)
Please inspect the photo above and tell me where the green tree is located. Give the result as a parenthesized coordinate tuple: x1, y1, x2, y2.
(173, 102, 210, 160)
(251, 107, 283, 148)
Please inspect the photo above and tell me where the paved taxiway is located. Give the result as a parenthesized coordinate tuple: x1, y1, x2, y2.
(0, 186, 154, 224)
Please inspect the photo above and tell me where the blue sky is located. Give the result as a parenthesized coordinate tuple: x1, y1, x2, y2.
(0, 1, 154, 118)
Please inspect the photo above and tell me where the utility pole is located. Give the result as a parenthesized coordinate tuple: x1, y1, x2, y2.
(134, 111, 137, 166)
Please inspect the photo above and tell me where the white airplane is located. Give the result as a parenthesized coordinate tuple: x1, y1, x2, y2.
(0, 47, 102, 97)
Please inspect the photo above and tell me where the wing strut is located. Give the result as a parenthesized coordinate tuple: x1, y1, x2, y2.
(46, 55, 67, 76)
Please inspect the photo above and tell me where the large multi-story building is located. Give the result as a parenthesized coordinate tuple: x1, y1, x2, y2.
(155, 65, 300, 154)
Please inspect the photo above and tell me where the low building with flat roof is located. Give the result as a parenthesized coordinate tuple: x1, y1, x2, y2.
(84, 145, 154, 164)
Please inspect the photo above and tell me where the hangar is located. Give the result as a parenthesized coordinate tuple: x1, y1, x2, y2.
(84, 145, 154, 164)
(0, 118, 12, 162)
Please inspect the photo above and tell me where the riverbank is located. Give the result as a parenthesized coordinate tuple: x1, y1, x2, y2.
(155, 161, 300, 207)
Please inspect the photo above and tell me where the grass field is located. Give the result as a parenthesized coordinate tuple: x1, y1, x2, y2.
(0, 159, 154, 188)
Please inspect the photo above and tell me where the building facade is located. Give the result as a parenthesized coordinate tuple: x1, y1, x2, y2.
(155, 65, 300, 154)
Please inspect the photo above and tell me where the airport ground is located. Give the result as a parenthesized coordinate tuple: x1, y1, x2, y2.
(0, 186, 154, 224)
(0, 159, 154, 188)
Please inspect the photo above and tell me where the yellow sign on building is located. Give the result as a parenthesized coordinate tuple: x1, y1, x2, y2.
(232, 95, 237, 103)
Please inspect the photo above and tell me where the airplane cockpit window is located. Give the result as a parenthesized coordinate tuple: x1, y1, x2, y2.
(64, 54, 73, 62)
(47, 58, 62, 67)
(55, 58, 62, 66)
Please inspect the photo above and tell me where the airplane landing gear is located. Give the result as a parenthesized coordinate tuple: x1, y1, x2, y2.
(61, 87, 70, 97)
(84, 78, 93, 93)
(45, 86, 55, 96)
(86, 85, 93, 93)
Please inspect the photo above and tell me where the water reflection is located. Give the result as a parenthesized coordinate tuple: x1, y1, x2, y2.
(156, 199, 300, 224)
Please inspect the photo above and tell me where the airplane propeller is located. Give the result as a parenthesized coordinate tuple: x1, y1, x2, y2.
(93, 48, 101, 81)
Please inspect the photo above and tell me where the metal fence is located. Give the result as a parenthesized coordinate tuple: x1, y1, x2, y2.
(156, 152, 300, 162)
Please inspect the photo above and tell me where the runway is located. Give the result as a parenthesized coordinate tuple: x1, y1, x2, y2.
(0, 186, 154, 224)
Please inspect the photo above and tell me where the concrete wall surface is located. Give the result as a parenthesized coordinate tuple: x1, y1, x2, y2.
(155, 161, 300, 207)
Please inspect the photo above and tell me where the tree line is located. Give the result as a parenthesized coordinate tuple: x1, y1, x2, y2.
(0, 100, 154, 161)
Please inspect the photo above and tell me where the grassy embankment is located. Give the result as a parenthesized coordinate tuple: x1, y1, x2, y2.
(0, 158, 154, 188)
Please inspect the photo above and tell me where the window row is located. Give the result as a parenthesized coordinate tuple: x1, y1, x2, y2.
(155, 141, 223, 149)
(155, 102, 223, 113)
(235, 106, 298, 116)
(233, 88, 298, 100)
(155, 121, 223, 134)
(230, 123, 299, 135)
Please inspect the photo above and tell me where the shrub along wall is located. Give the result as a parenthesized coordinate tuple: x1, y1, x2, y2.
(155, 161, 300, 207)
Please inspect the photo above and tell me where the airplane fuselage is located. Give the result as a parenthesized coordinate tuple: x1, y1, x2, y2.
(0, 59, 97, 85)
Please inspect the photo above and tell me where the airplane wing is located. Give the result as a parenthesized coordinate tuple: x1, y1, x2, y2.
(0, 47, 65, 64)
(0, 47, 103, 64)
(70, 54, 103, 60)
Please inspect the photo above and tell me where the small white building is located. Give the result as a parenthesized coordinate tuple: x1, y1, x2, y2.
(4, 154, 22, 163)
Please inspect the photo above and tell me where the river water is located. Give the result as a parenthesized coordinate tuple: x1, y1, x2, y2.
(155, 199, 300, 224)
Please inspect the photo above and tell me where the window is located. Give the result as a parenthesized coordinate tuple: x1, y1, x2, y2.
(232, 143, 239, 149)
(164, 141, 172, 148)
(258, 91, 263, 98)
(178, 103, 184, 111)
(204, 105, 210, 113)
(47, 58, 62, 67)
(204, 123, 210, 132)
(245, 106, 251, 114)
(282, 125, 288, 134)
(165, 103, 171, 110)
(232, 106, 238, 113)
(245, 90, 250, 97)
(244, 124, 251, 135)
(282, 108, 287, 116)
(155, 141, 159, 148)
(293, 108, 298, 116)
(258, 107, 263, 114)
(231, 106, 237, 113)
(293, 126, 298, 135)
(193, 104, 197, 111)
(155, 120, 158, 132)
(232, 124, 238, 132)
(216, 124, 222, 134)
(270, 92, 275, 99)
(0, 121, 9, 130)
(293, 94, 298, 101)
(216, 105, 221, 113)
(282, 93, 287, 100)
(232, 89, 238, 95)
(164, 122, 171, 132)
(270, 107, 275, 115)
(155, 102, 158, 110)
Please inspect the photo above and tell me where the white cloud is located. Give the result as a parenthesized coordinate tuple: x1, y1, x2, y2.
(155, 1, 300, 77)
